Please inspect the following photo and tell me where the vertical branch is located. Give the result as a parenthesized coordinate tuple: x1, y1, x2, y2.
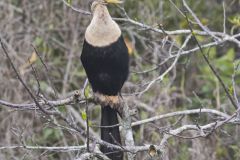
(121, 100, 135, 160)
(232, 62, 240, 107)
(232, 62, 240, 120)
(83, 79, 90, 152)
(86, 101, 90, 152)
(29, 63, 41, 96)
(222, 1, 226, 34)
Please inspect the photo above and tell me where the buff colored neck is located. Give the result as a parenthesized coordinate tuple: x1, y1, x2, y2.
(85, 4, 121, 47)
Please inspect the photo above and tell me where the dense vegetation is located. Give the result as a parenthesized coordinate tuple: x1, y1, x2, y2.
(0, 0, 239, 159)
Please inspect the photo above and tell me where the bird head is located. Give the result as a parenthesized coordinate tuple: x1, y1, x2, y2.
(89, 0, 123, 13)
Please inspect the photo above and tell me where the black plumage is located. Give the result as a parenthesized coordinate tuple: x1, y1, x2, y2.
(81, 36, 129, 96)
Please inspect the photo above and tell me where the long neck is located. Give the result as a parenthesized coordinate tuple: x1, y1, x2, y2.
(92, 5, 111, 24)
(85, 4, 121, 47)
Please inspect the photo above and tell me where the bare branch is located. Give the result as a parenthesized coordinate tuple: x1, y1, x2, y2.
(131, 108, 230, 127)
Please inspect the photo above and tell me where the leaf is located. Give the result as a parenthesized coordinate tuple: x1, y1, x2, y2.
(43, 128, 61, 141)
(19, 52, 38, 75)
(228, 15, 240, 27)
(67, 0, 72, 5)
(43, 128, 54, 140)
(84, 84, 91, 99)
(88, 121, 92, 127)
(28, 51, 37, 64)
(34, 37, 43, 46)
(228, 85, 233, 96)
(81, 110, 87, 121)
(217, 48, 235, 62)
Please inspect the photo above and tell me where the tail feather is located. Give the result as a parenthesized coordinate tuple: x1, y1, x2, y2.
(101, 106, 123, 160)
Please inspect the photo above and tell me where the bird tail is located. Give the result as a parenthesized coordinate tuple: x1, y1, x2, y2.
(101, 106, 123, 160)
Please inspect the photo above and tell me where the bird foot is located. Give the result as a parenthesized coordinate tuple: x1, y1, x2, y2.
(93, 92, 120, 109)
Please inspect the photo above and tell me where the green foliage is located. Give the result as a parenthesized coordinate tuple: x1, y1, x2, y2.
(229, 14, 240, 27)
(58, 105, 66, 113)
(67, 0, 72, 5)
(198, 47, 235, 98)
(81, 110, 87, 121)
(216, 145, 228, 159)
(230, 145, 240, 159)
(84, 83, 92, 99)
(37, 128, 62, 145)
(150, 132, 160, 143)
(173, 143, 190, 160)
(33, 36, 44, 47)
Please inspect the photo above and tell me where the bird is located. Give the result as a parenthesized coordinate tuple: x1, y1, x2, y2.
(80, 0, 129, 159)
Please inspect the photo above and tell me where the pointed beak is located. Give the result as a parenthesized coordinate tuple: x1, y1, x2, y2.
(104, 0, 123, 4)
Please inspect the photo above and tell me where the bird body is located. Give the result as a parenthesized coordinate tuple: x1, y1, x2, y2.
(81, 36, 129, 95)
(81, 1, 129, 159)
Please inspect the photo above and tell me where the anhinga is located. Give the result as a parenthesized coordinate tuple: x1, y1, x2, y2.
(80, 0, 129, 159)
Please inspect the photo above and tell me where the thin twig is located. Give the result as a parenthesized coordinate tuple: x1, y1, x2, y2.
(222, 1, 226, 34)
(31, 45, 58, 98)
(29, 63, 41, 96)
(182, 0, 221, 41)
(183, 11, 239, 110)
(0, 38, 58, 115)
(62, 0, 91, 15)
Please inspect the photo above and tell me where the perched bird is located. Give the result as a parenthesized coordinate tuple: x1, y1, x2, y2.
(80, 0, 129, 159)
